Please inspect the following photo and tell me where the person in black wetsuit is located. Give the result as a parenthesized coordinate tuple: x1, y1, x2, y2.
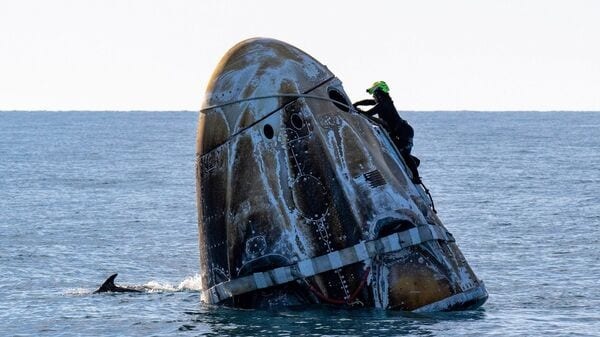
(353, 81, 422, 184)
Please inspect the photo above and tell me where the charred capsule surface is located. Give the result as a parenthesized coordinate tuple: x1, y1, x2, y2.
(196, 38, 487, 311)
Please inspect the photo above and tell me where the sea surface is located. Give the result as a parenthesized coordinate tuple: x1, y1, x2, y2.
(1, 111, 599, 336)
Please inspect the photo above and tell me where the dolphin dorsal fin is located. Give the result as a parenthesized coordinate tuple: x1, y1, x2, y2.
(96, 273, 118, 293)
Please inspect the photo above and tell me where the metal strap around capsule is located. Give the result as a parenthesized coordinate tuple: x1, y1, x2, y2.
(201, 223, 455, 304)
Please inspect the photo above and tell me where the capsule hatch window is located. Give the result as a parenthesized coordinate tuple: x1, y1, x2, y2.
(327, 88, 351, 112)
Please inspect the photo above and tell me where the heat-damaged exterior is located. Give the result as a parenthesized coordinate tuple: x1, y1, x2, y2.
(196, 38, 487, 311)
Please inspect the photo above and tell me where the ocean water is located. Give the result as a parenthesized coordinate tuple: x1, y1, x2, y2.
(1, 111, 599, 336)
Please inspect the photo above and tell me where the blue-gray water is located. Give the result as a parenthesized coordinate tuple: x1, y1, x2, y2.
(1, 111, 599, 336)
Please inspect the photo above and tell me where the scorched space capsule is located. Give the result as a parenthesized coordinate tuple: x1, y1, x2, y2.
(196, 37, 488, 311)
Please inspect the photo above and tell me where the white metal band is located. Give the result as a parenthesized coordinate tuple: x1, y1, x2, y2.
(201, 223, 454, 304)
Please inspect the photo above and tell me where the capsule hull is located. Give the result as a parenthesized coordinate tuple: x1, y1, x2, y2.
(196, 38, 487, 310)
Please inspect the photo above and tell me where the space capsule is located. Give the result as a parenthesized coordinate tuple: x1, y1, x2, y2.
(196, 37, 487, 311)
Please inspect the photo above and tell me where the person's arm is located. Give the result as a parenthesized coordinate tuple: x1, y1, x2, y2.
(353, 99, 376, 107)
(353, 99, 377, 114)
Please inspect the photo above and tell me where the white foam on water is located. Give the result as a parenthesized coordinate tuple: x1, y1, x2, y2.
(177, 273, 203, 291)
(64, 288, 93, 296)
(143, 274, 203, 292)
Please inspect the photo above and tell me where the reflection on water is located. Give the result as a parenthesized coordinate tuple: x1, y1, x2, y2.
(183, 305, 487, 336)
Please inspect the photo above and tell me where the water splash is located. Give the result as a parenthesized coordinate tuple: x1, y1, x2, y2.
(143, 274, 202, 292)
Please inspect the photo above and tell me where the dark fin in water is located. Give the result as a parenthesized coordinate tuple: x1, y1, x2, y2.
(95, 273, 119, 293)
(95, 273, 141, 293)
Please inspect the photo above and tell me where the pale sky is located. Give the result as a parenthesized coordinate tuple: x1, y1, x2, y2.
(1, 0, 599, 111)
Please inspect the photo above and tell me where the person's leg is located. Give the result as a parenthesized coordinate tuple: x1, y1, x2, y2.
(401, 150, 421, 184)
(411, 155, 420, 168)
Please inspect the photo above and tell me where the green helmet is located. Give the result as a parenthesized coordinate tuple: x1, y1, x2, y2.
(367, 81, 390, 95)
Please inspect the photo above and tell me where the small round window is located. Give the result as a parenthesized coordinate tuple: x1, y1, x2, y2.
(263, 124, 274, 139)
(328, 88, 351, 112)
